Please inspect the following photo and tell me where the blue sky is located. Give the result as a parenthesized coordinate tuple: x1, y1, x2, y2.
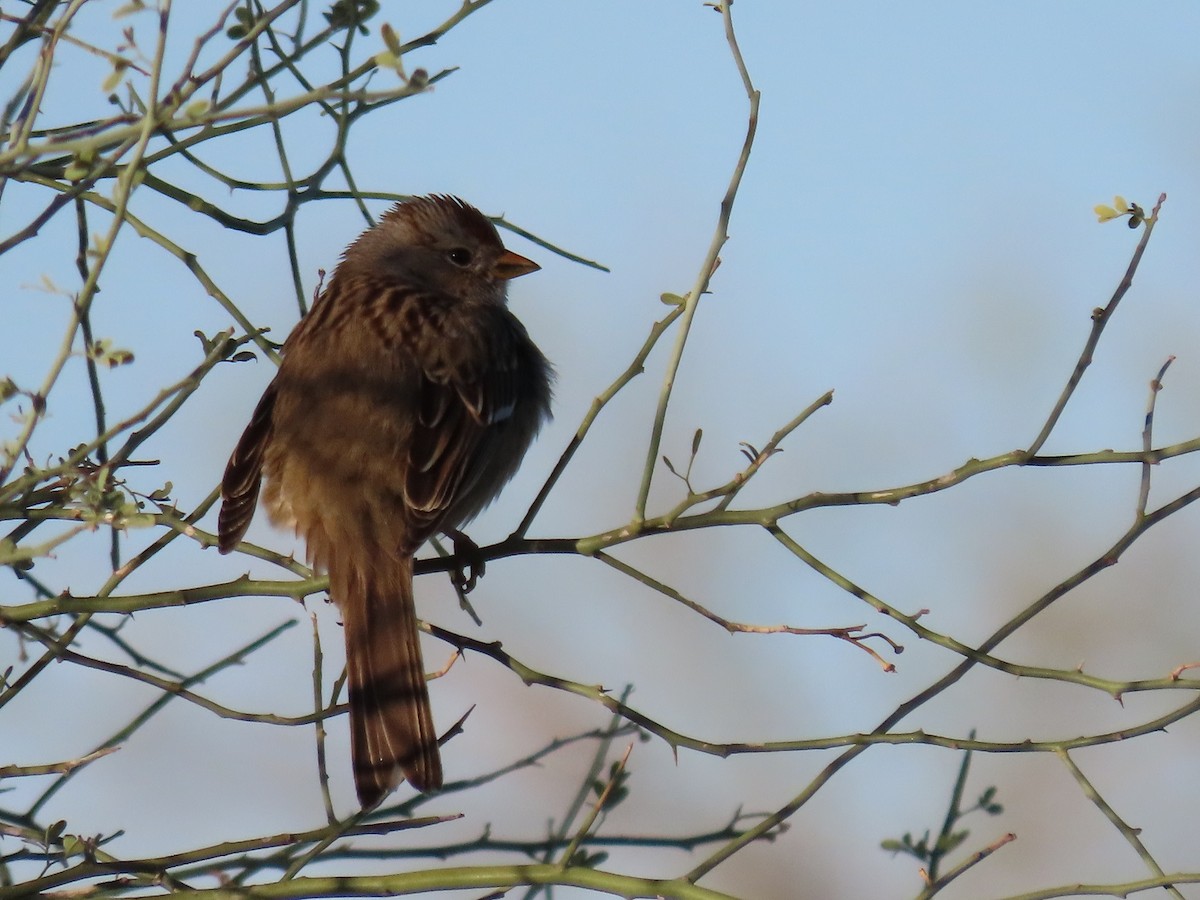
(5, 3, 1200, 897)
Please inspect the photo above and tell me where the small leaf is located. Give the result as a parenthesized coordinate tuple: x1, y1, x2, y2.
(374, 50, 400, 72)
(660, 292, 685, 306)
(64, 159, 90, 181)
(113, 0, 147, 18)
(325, 0, 380, 30)
(102, 62, 129, 94)
(45, 820, 67, 847)
(938, 829, 969, 855)
(227, 4, 257, 39)
(662, 455, 678, 476)
(605, 785, 629, 807)
(691, 427, 703, 457)
(148, 481, 173, 501)
(182, 100, 210, 121)
(380, 22, 401, 54)
(89, 340, 134, 368)
(569, 849, 608, 868)
(195, 329, 238, 357)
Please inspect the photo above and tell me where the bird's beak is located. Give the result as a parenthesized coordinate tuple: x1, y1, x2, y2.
(493, 249, 540, 280)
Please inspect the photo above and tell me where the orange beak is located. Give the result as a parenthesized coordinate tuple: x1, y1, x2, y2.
(493, 248, 540, 280)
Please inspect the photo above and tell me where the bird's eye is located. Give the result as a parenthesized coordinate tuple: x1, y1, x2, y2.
(447, 247, 473, 267)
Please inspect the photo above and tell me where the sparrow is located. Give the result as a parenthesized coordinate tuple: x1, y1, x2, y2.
(217, 195, 553, 806)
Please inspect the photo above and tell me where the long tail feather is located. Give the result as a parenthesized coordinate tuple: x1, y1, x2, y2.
(334, 548, 442, 805)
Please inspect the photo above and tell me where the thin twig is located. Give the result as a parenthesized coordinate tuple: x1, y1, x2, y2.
(634, 0, 760, 521)
(1137, 356, 1173, 518)
(1055, 749, 1184, 900)
(1027, 194, 1166, 455)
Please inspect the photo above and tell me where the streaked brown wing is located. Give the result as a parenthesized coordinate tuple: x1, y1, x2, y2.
(218, 380, 277, 553)
(403, 304, 522, 525)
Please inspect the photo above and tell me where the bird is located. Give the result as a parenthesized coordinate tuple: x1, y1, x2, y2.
(217, 195, 553, 806)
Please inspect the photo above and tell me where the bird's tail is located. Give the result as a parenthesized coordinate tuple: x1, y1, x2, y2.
(332, 547, 443, 806)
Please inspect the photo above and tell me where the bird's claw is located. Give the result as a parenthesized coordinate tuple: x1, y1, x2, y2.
(445, 529, 485, 593)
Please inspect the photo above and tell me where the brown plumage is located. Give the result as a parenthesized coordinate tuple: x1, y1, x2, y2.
(218, 196, 553, 806)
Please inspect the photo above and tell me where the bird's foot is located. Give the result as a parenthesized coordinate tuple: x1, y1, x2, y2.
(444, 528, 485, 594)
